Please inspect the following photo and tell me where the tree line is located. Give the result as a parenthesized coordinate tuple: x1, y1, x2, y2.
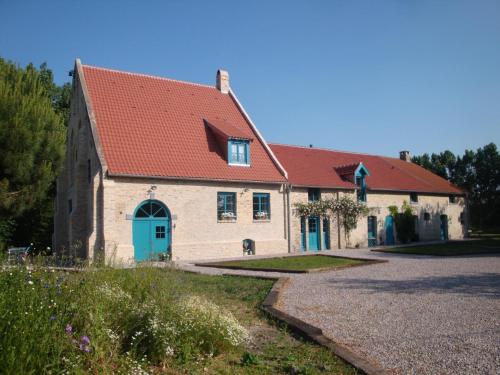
(412, 144, 500, 229)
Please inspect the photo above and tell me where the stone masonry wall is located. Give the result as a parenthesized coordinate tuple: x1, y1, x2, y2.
(101, 178, 288, 263)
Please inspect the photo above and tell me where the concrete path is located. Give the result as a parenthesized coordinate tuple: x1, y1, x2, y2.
(177, 249, 500, 374)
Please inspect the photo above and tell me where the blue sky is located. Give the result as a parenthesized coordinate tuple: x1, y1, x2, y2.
(1, 0, 499, 157)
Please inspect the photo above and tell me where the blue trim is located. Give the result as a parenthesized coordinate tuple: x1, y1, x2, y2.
(253, 193, 270, 220)
(228, 139, 250, 165)
(217, 192, 237, 220)
(354, 162, 370, 177)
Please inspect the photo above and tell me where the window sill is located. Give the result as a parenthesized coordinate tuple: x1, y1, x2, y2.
(218, 219, 237, 223)
(410, 202, 419, 205)
(253, 219, 271, 223)
(228, 163, 251, 167)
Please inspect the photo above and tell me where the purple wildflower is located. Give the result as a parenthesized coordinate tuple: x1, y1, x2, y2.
(65, 324, 72, 335)
(79, 335, 91, 352)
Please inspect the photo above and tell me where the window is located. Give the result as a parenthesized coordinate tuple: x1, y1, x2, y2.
(228, 140, 250, 165)
(308, 188, 320, 202)
(424, 212, 430, 221)
(87, 159, 91, 184)
(68, 199, 73, 214)
(217, 192, 236, 220)
(356, 176, 366, 202)
(135, 201, 168, 218)
(410, 193, 418, 204)
(449, 195, 456, 204)
(253, 193, 270, 220)
(155, 226, 166, 239)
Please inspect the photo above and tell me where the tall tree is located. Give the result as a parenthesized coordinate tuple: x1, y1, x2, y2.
(0, 58, 66, 249)
(412, 143, 500, 229)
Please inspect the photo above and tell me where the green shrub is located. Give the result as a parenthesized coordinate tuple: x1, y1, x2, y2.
(0, 266, 248, 374)
(388, 202, 416, 244)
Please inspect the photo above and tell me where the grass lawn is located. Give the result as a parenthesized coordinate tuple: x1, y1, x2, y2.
(375, 237, 500, 256)
(203, 255, 367, 272)
(0, 265, 358, 374)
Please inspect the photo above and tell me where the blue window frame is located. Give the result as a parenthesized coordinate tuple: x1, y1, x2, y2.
(356, 176, 366, 202)
(217, 192, 237, 220)
(308, 188, 321, 202)
(253, 193, 270, 220)
(228, 140, 250, 165)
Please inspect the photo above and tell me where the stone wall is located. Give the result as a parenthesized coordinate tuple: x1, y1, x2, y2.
(289, 189, 468, 250)
(101, 178, 288, 263)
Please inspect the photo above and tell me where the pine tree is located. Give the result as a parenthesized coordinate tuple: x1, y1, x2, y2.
(0, 58, 66, 249)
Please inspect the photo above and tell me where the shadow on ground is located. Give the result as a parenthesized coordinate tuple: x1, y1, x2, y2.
(326, 272, 500, 299)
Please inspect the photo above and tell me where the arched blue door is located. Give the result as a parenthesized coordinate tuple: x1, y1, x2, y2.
(133, 200, 171, 261)
(385, 215, 395, 245)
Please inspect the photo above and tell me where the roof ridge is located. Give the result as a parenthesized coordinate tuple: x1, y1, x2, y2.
(268, 142, 402, 160)
(81, 64, 215, 90)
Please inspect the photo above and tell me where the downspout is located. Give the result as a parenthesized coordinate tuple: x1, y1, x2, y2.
(336, 191, 341, 249)
(287, 184, 293, 253)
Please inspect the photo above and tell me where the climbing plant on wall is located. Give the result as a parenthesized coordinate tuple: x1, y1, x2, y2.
(294, 196, 369, 247)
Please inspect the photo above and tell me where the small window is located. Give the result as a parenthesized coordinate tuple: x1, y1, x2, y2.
(410, 193, 418, 204)
(308, 188, 320, 202)
(217, 192, 237, 220)
(253, 193, 270, 220)
(424, 212, 430, 221)
(449, 195, 456, 204)
(228, 140, 250, 165)
(155, 226, 166, 239)
(68, 199, 73, 214)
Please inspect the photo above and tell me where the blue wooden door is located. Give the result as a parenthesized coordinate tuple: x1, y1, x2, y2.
(440, 215, 448, 240)
(385, 215, 395, 245)
(133, 200, 171, 261)
(300, 217, 306, 250)
(368, 216, 377, 247)
(308, 217, 320, 251)
(322, 218, 330, 250)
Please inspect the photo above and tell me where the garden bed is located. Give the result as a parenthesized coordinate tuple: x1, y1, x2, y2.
(197, 254, 377, 273)
(0, 265, 358, 374)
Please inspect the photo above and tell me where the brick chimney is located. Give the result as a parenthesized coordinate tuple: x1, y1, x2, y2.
(216, 69, 229, 94)
(399, 150, 411, 162)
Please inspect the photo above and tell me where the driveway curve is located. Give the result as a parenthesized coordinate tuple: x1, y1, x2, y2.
(279, 249, 500, 374)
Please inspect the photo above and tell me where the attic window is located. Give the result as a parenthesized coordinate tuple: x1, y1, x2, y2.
(354, 164, 369, 203)
(228, 139, 250, 166)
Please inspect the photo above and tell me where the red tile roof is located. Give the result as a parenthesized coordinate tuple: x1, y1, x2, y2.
(269, 144, 464, 195)
(80, 64, 286, 183)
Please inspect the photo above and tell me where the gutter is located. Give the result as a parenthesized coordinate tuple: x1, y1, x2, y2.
(106, 171, 286, 186)
(286, 184, 293, 253)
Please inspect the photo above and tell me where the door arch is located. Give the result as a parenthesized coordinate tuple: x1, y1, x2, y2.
(132, 199, 171, 261)
(385, 215, 395, 245)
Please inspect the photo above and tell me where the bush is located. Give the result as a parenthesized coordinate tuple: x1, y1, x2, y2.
(0, 266, 248, 374)
(388, 202, 416, 244)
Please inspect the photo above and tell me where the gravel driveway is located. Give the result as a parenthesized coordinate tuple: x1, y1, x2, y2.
(280, 249, 500, 374)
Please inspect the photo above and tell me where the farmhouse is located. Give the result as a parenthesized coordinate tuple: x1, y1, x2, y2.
(53, 60, 467, 263)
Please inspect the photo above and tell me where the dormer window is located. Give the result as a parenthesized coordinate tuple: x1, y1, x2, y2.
(335, 162, 370, 202)
(228, 139, 250, 166)
(354, 163, 370, 202)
